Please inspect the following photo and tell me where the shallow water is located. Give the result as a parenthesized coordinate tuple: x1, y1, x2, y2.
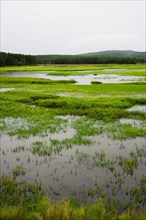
(1, 134, 145, 204)
(0, 88, 15, 92)
(119, 118, 146, 129)
(127, 105, 146, 113)
(1, 71, 145, 85)
(102, 68, 127, 71)
(1, 116, 146, 204)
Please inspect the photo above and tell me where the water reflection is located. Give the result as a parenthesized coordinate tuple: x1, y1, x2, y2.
(1, 71, 145, 85)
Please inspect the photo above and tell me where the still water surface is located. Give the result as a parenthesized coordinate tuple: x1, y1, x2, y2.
(1, 116, 145, 204)
(1, 71, 145, 84)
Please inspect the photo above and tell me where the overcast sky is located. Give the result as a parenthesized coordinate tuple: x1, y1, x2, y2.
(1, 0, 145, 55)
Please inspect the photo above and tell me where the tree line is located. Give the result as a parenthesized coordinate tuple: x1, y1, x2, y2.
(36, 54, 145, 64)
(0, 52, 145, 66)
(0, 52, 36, 66)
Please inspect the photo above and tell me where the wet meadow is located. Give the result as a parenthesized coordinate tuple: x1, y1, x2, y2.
(0, 64, 146, 219)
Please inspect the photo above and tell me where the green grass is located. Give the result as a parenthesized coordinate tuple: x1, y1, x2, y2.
(0, 63, 145, 72)
(0, 86, 146, 139)
(0, 76, 77, 85)
(1, 75, 145, 97)
(1, 89, 146, 118)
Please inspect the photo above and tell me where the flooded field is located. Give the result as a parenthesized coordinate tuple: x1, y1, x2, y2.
(1, 71, 145, 84)
(1, 115, 146, 205)
(0, 64, 146, 219)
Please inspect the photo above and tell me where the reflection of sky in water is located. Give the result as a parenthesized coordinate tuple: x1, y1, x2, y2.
(1, 116, 146, 204)
(1, 71, 145, 85)
(128, 105, 146, 113)
(0, 88, 15, 92)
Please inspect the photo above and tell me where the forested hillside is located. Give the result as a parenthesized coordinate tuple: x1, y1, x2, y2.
(0, 51, 145, 66)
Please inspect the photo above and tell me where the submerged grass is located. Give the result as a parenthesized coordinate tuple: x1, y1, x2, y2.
(30, 136, 91, 157)
(0, 176, 146, 220)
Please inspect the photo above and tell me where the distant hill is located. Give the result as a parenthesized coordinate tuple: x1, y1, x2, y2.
(81, 50, 146, 57)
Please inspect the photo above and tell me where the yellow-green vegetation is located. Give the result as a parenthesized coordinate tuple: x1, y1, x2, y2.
(0, 177, 146, 220)
(0, 63, 145, 74)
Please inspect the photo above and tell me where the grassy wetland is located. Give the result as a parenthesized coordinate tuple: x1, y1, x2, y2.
(0, 64, 146, 219)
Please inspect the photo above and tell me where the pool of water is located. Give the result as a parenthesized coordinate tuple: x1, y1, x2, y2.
(1, 116, 146, 205)
(119, 118, 146, 128)
(0, 88, 15, 92)
(1, 71, 145, 85)
(127, 105, 146, 113)
(102, 68, 127, 71)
